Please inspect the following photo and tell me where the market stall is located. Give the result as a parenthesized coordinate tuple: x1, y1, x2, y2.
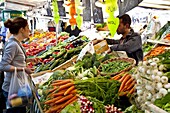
(1, 0, 170, 113)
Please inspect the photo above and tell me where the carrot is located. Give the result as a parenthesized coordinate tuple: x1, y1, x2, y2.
(69, 89, 77, 94)
(111, 74, 122, 80)
(111, 71, 124, 79)
(111, 74, 120, 79)
(45, 96, 63, 104)
(57, 108, 63, 113)
(53, 90, 66, 97)
(129, 87, 135, 94)
(52, 79, 63, 83)
(122, 85, 128, 92)
(58, 82, 74, 91)
(49, 105, 62, 113)
(118, 73, 128, 82)
(119, 91, 128, 96)
(117, 71, 125, 76)
(52, 79, 72, 86)
(47, 89, 60, 98)
(119, 74, 131, 92)
(45, 109, 51, 113)
(55, 94, 74, 104)
(114, 75, 122, 80)
(48, 86, 57, 93)
(126, 80, 136, 90)
(52, 79, 72, 83)
(61, 95, 78, 109)
(64, 85, 75, 95)
(125, 77, 134, 86)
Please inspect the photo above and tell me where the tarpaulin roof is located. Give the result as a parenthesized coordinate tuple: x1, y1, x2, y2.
(3, 0, 170, 13)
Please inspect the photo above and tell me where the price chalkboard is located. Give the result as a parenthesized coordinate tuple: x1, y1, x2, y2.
(118, 0, 143, 16)
(92, 0, 103, 23)
(82, 0, 91, 21)
(57, 1, 66, 17)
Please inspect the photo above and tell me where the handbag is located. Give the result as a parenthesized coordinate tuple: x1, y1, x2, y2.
(7, 67, 32, 108)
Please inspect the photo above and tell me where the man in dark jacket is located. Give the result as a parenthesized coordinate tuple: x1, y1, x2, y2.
(105, 14, 143, 65)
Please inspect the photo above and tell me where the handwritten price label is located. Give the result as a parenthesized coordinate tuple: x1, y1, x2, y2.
(107, 17, 119, 36)
(52, 0, 60, 24)
(105, 0, 118, 14)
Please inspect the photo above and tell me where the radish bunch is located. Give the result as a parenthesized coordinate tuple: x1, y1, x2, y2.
(105, 105, 123, 113)
(79, 95, 94, 113)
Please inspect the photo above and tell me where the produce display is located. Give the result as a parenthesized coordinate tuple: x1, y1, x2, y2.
(29, 23, 170, 113)
(144, 33, 170, 60)
(111, 72, 136, 97)
(36, 53, 135, 113)
(98, 58, 135, 76)
(26, 33, 89, 72)
(154, 21, 170, 40)
(132, 51, 170, 112)
(142, 21, 170, 56)
(142, 42, 155, 54)
(39, 77, 132, 113)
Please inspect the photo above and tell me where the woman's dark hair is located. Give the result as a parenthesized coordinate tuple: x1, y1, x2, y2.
(4, 17, 28, 35)
(118, 14, 131, 27)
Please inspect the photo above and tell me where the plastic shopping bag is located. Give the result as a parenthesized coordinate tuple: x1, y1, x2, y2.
(77, 41, 95, 61)
(8, 67, 32, 108)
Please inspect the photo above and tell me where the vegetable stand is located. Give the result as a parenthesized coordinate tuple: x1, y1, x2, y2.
(33, 53, 137, 113)
(27, 30, 170, 112)
(143, 21, 170, 56)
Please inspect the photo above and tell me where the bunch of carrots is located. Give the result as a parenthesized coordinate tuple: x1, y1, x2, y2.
(165, 33, 170, 40)
(111, 72, 136, 96)
(144, 45, 167, 60)
(44, 79, 78, 113)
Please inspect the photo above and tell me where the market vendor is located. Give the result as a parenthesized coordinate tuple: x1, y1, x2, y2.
(105, 14, 143, 65)
(65, 24, 81, 37)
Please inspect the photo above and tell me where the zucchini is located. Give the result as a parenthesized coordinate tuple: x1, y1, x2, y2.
(41, 63, 51, 71)
(35, 64, 44, 73)
(49, 59, 60, 70)
(55, 49, 67, 59)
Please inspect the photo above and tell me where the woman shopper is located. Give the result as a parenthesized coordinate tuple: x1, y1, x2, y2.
(0, 17, 37, 113)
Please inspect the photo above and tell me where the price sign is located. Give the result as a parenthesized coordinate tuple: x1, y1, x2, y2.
(105, 0, 118, 14)
(76, 9, 82, 28)
(105, 0, 118, 36)
(52, 0, 60, 24)
(107, 16, 119, 37)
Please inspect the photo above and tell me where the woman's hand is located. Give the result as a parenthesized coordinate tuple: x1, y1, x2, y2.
(26, 58, 39, 64)
(24, 67, 34, 75)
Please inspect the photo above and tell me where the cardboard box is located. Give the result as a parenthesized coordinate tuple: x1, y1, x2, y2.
(94, 40, 109, 54)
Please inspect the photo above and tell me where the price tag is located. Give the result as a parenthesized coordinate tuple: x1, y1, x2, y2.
(105, 0, 118, 36)
(107, 17, 119, 36)
(105, 0, 118, 14)
(52, 0, 60, 24)
(76, 9, 82, 28)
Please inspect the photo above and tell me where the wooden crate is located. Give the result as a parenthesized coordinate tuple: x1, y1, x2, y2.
(52, 55, 78, 71)
(31, 70, 52, 78)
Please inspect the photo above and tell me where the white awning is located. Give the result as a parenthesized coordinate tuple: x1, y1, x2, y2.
(139, 0, 170, 10)
(5, 0, 47, 10)
(4, 0, 170, 12)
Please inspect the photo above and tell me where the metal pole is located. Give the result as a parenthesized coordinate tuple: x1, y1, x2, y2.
(56, 23, 58, 44)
